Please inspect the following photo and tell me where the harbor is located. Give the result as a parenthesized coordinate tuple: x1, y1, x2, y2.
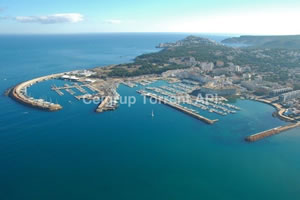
(10, 71, 300, 140)
(9, 69, 244, 124)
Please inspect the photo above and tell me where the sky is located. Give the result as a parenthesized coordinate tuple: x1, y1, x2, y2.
(0, 0, 300, 35)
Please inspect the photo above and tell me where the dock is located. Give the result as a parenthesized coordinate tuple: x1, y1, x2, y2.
(74, 83, 87, 93)
(51, 83, 89, 94)
(245, 122, 300, 142)
(142, 92, 218, 124)
(65, 88, 75, 95)
(51, 85, 64, 96)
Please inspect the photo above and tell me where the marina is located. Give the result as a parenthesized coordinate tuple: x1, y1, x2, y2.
(10, 70, 242, 122)
(142, 83, 240, 117)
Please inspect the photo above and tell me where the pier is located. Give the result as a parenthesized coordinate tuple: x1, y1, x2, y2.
(142, 91, 218, 124)
(51, 83, 88, 94)
(245, 122, 300, 142)
(52, 85, 64, 96)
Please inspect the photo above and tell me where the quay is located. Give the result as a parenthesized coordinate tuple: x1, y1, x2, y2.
(142, 91, 218, 124)
(245, 122, 300, 142)
(10, 73, 64, 111)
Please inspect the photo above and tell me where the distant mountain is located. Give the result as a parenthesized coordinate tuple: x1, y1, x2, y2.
(222, 35, 300, 49)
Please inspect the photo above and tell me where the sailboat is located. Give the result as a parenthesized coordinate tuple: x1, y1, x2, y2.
(151, 109, 154, 118)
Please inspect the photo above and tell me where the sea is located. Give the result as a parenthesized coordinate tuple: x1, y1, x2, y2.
(0, 33, 300, 200)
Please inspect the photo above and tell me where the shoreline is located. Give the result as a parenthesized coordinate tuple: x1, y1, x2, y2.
(255, 98, 296, 122)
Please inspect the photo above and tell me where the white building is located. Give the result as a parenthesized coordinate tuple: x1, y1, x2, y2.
(279, 90, 300, 102)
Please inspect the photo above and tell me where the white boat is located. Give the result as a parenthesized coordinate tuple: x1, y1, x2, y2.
(152, 110, 154, 117)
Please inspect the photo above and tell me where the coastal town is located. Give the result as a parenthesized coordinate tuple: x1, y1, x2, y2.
(8, 36, 300, 142)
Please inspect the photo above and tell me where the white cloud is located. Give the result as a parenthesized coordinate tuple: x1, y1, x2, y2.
(103, 19, 121, 24)
(15, 13, 84, 24)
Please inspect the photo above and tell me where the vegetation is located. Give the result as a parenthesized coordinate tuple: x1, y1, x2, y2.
(108, 63, 185, 77)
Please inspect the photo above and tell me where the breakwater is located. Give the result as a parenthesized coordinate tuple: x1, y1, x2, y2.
(245, 122, 300, 142)
(9, 73, 64, 111)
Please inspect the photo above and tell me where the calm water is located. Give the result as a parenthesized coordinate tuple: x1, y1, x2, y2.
(0, 33, 300, 200)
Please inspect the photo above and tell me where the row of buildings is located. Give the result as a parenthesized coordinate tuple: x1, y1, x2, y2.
(279, 90, 300, 102)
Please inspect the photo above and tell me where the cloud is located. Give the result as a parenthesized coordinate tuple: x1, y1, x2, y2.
(15, 13, 84, 24)
(103, 19, 121, 24)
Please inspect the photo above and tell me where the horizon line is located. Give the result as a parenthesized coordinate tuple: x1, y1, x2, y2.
(0, 32, 299, 36)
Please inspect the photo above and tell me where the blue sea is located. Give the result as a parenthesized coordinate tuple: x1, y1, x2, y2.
(0, 33, 300, 200)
